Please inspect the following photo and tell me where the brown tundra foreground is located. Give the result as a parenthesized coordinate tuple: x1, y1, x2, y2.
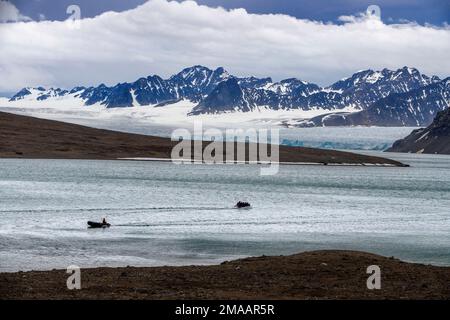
(1, 250, 449, 300)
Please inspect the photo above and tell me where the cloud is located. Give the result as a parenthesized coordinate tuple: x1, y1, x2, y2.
(0, 0, 449, 92)
(0, 0, 31, 23)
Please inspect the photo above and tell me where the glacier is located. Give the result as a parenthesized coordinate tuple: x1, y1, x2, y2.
(0, 97, 413, 151)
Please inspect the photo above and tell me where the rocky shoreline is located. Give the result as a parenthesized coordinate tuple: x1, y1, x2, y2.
(1, 250, 449, 300)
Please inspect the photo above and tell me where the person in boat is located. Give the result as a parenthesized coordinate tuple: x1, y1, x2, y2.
(102, 217, 107, 224)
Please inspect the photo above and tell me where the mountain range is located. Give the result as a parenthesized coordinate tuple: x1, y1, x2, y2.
(8, 65, 450, 127)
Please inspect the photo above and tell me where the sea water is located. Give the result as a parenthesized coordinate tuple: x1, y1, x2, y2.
(0, 152, 449, 272)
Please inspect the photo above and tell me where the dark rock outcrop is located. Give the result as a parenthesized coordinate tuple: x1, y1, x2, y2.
(386, 107, 450, 154)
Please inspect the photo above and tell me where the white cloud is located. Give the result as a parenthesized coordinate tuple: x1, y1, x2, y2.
(0, 0, 449, 92)
(0, 0, 31, 23)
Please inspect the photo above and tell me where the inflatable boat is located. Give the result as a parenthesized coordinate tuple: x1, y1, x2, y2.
(235, 201, 251, 209)
(87, 221, 111, 228)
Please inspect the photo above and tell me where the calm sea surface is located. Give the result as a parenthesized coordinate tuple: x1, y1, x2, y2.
(0, 152, 449, 272)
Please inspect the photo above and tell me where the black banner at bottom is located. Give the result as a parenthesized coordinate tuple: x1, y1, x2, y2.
(1, 300, 449, 318)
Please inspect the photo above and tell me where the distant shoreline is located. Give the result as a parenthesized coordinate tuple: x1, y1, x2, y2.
(0, 156, 402, 167)
(1, 250, 449, 300)
(0, 111, 407, 167)
(118, 157, 400, 167)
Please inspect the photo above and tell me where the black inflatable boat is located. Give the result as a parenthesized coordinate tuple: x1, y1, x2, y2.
(87, 221, 111, 228)
(235, 201, 251, 209)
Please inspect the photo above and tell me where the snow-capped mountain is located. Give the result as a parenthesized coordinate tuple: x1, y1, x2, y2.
(11, 65, 232, 108)
(190, 78, 255, 115)
(327, 67, 439, 109)
(190, 66, 445, 118)
(296, 77, 450, 127)
(7, 65, 449, 127)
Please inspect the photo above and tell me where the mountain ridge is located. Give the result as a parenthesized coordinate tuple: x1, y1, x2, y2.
(8, 66, 449, 127)
(296, 78, 450, 127)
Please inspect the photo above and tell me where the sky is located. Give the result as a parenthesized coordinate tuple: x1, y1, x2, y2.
(6, 0, 450, 25)
(0, 0, 449, 94)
